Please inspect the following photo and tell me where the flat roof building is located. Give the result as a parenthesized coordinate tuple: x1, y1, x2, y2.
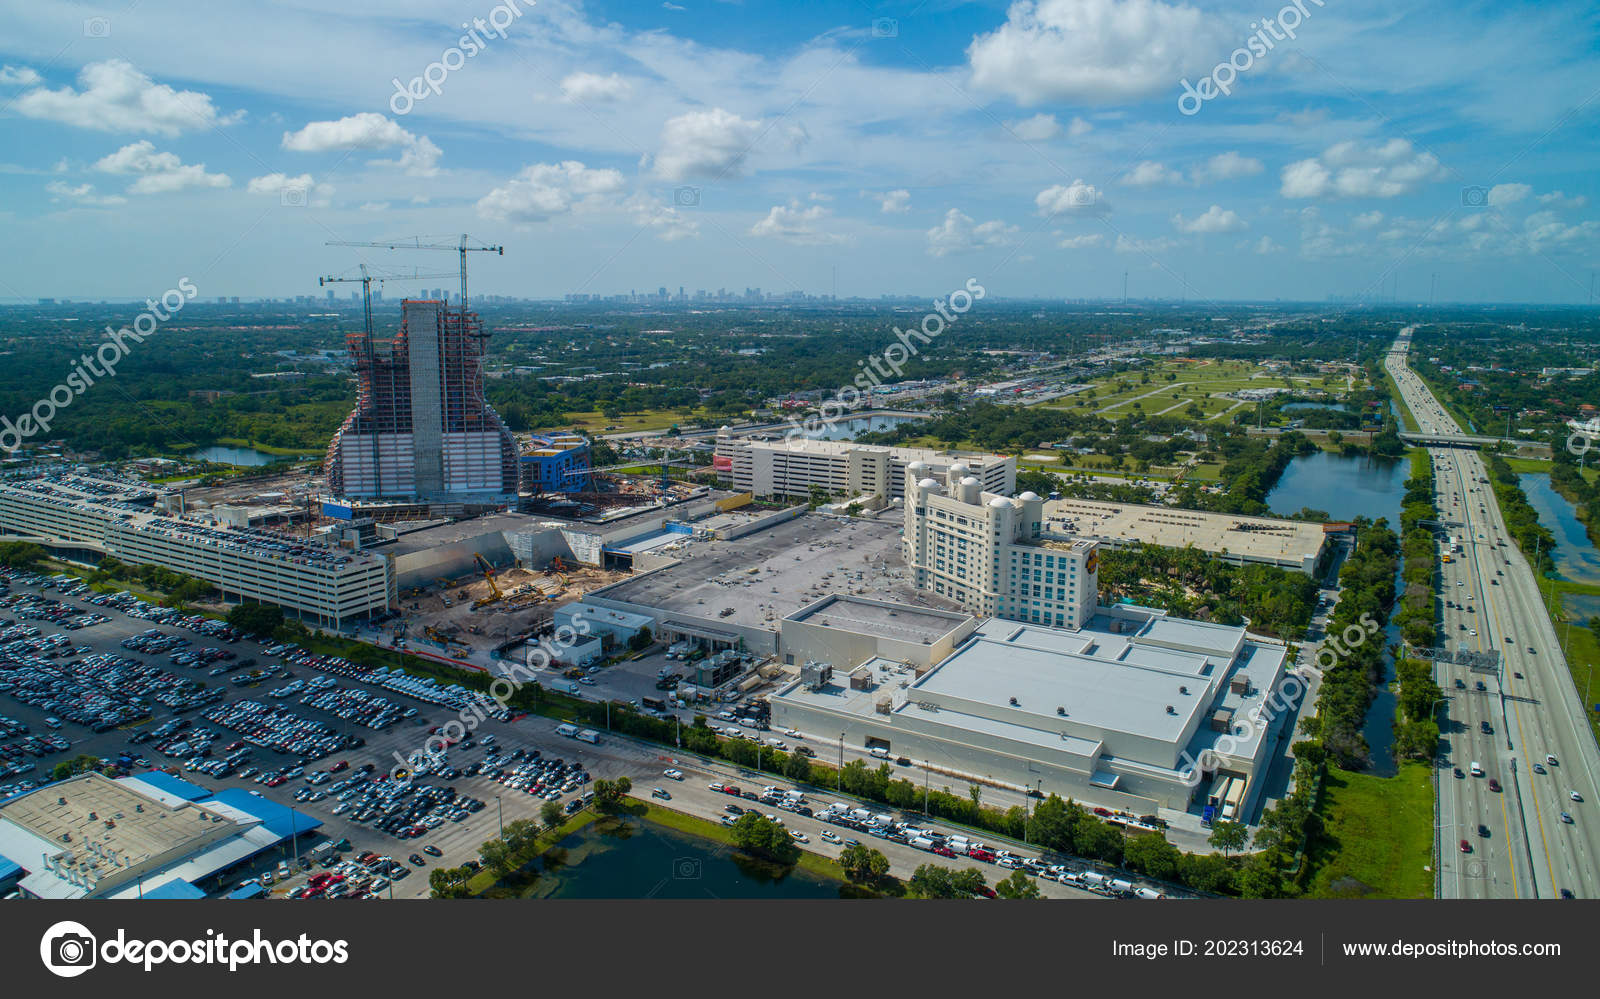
(1046, 498, 1326, 574)
(713, 432, 1015, 503)
(0, 473, 392, 627)
(770, 605, 1290, 816)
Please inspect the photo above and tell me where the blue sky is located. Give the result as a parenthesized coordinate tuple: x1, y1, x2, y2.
(0, 0, 1598, 304)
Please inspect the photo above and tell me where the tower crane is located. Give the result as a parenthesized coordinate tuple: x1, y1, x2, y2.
(472, 552, 504, 609)
(324, 235, 504, 330)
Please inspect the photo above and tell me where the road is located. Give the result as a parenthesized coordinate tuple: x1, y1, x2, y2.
(1387, 329, 1599, 899)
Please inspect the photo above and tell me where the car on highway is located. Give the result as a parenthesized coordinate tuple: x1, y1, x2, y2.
(1560, 812, 1574, 824)
(1560, 889, 1575, 899)
(651, 787, 671, 800)
(820, 830, 841, 844)
(789, 830, 808, 842)
(1533, 763, 1547, 775)
(662, 768, 684, 780)
(1570, 790, 1583, 802)
(1480, 721, 1493, 735)
(1546, 754, 1559, 766)
(423, 845, 442, 857)
(1459, 839, 1471, 853)
(1478, 824, 1490, 838)
(1453, 767, 1464, 779)
(408, 854, 426, 866)
(1488, 778, 1501, 792)
(1474, 680, 1486, 691)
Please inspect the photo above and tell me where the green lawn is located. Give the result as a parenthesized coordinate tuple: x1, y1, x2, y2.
(1535, 578, 1600, 746)
(635, 801, 858, 885)
(543, 408, 699, 435)
(1383, 368, 1418, 433)
(1042, 359, 1364, 425)
(1304, 762, 1434, 898)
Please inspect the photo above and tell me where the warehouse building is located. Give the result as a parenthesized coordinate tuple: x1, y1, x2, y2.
(770, 606, 1290, 815)
(712, 432, 1015, 503)
(1046, 498, 1327, 574)
(0, 771, 321, 900)
(0, 474, 392, 627)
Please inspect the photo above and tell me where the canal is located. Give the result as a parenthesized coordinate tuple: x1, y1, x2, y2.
(484, 814, 849, 899)
(1268, 450, 1410, 776)
(189, 443, 317, 466)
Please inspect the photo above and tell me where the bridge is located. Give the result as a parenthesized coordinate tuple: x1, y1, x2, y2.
(1397, 430, 1547, 449)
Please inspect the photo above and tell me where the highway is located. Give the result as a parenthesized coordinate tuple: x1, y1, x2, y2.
(1387, 329, 1599, 899)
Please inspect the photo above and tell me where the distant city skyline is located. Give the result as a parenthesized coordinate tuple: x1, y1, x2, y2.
(0, 1, 1597, 304)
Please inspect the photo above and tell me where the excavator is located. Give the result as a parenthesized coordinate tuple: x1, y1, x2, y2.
(472, 553, 504, 609)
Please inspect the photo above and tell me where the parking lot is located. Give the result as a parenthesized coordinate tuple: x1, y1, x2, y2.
(0, 569, 653, 899)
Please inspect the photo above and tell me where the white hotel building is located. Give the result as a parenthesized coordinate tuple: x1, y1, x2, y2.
(712, 432, 1015, 503)
(903, 461, 1099, 628)
(0, 475, 392, 627)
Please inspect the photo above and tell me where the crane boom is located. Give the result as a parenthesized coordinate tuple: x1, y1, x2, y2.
(325, 234, 503, 318)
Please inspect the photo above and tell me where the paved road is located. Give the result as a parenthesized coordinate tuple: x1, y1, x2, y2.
(1388, 330, 1599, 899)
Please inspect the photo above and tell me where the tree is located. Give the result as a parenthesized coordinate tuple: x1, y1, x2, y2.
(994, 869, 1041, 899)
(0, 541, 47, 568)
(1123, 831, 1182, 880)
(540, 800, 565, 829)
(1207, 820, 1249, 857)
(628, 627, 653, 652)
(592, 776, 633, 813)
(479, 838, 515, 875)
(908, 864, 987, 898)
(51, 754, 104, 781)
(730, 813, 799, 864)
(227, 601, 284, 637)
(782, 750, 812, 783)
(502, 818, 539, 853)
(429, 866, 475, 899)
(840, 843, 890, 883)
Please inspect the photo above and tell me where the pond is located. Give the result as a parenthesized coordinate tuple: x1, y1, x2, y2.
(1266, 450, 1408, 524)
(1518, 473, 1600, 587)
(1281, 402, 1350, 413)
(1268, 450, 1409, 776)
(188, 444, 316, 466)
(812, 413, 922, 441)
(483, 814, 849, 899)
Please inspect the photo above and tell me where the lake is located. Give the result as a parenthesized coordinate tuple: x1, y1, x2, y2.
(1281, 402, 1349, 413)
(484, 814, 848, 899)
(1518, 472, 1600, 587)
(1266, 450, 1408, 524)
(1268, 450, 1409, 776)
(813, 413, 922, 440)
(189, 444, 316, 466)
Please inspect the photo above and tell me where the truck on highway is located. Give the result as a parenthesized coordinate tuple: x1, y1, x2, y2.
(576, 729, 600, 744)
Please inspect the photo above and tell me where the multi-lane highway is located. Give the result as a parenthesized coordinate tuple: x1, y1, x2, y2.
(1388, 329, 1599, 899)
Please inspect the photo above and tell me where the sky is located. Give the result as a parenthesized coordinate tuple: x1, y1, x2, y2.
(0, 0, 1598, 305)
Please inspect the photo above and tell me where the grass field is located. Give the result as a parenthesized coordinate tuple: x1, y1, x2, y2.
(1535, 578, 1600, 747)
(1383, 368, 1418, 433)
(540, 408, 698, 435)
(1041, 358, 1363, 424)
(1304, 762, 1435, 898)
(636, 801, 859, 886)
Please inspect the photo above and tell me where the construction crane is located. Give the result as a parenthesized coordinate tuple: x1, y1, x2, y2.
(472, 552, 504, 609)
(325, 235, 503, 328)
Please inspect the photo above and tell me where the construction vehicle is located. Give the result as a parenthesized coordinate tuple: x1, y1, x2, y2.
(422, 625, 453, 646)
(548, 555, 567, 573)
(471, 553, 504, 609)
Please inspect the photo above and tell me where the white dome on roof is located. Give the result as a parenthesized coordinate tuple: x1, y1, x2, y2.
(988, 496, 1012, 508)
(948, 461, 971, 475)
(917, 478, 941, 491)
(1018, 491, 1040, 502)
(960, 476, 981, 488)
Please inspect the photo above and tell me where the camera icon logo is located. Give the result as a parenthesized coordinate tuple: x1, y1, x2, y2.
(40, 920, 97, 978)
(1568, 416, 1600, 458)
(83, 16, 111, 37)
(672, 857, 702, 879)
(1069, 186, 1098, 207)
(281, 185, 309, 208)
(1461, 186, 1489, 208)
(673, 186, 700, 208)
(871, 17, 899, 38)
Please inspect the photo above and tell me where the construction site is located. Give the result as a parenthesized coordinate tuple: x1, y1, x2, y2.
(387, 554, 629, 660)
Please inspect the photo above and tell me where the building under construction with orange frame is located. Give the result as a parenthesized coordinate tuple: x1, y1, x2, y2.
(325, 298, 519, 502)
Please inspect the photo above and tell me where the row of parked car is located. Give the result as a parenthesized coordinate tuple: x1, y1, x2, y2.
(0, 654, 155, 732)
(202, 698, 363, 761)
(298, 682, 416, 731)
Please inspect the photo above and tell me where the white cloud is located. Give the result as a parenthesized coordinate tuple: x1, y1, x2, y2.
(1058, 232, 1105, 249)
(1351, 210, 1384, 229)
(808, 191, 833, 202)
(1006, 113, 1062, 141)
(44, 181, 125, 207)
(653, 108, 763, 181)
(0, 65, 41, 87)
(282, 112, 411, 152)
(475, 160, 628, 224)
(560, 71, 633, 103)
(1252, 236, 1283, 255)
(1123, 161, 1184, 187)
(1197, 151, 1263, 182)
(869, 189, 911, 214)
(13, 59, 239, 136)
(1036, 180, 1108, 216)
(1281, 139, 1448, 199)
(1172, 204, 1247, 233)
(749, 201, 847, 245)
(926, 208, 1018, 256)
(359, 202, 390, 213)
(1487, 183, 1531, 206)
(628, 197, 700, 241)
(283, 113, 441, 176)
(246, 172, 314, 196)
(93, 140, 230, 194)
(967, 0, 1227, 104)
(1067, 116, 1094, 137)
(1538, 191, 1589, 211)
